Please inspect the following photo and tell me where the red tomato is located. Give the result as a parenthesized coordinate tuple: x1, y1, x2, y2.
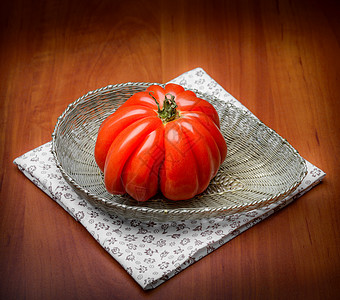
(94, 83, 227, 201)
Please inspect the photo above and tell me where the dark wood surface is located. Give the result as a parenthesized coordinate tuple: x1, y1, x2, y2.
(1, 0, 339, 299)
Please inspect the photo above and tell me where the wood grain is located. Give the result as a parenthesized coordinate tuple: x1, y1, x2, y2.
(1, 0, 339, 299)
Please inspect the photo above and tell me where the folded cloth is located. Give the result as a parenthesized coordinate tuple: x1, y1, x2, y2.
(13, 68, 326, 290)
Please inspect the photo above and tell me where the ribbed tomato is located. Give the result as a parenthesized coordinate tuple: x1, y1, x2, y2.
(94, 83, 227, 201)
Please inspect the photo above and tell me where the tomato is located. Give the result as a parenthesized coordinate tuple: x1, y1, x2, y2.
(94, 83, 227, 201)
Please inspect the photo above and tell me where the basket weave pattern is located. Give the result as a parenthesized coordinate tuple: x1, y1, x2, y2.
(52, 83, 307, 221)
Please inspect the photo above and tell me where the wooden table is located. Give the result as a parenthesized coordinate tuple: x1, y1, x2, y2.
(1, 0, 339, 299)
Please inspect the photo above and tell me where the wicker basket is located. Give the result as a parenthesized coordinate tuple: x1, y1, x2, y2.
(51, 82, 307, 222)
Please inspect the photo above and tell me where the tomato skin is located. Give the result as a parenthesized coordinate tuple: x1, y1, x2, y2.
(160, 119, 200, 200)
(94, 106, 157, 171)
(94, 83, 227, 201)
(121, 127, 164, 201)
(180, 111, 227, 162)
(103, 116, 162, 194)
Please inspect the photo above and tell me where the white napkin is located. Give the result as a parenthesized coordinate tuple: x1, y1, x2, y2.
(13, 68, 326, 290)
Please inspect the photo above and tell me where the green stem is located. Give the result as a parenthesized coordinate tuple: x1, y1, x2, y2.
(149, 92, 179, 123)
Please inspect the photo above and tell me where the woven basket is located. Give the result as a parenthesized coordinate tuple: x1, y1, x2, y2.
(51, 82, 307, 222)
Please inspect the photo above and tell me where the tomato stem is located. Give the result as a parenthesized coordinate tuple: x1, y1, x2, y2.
(149, 92, 179, 123)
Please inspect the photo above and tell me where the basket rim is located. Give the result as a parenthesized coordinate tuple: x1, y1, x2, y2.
(51, 82, 308, 220)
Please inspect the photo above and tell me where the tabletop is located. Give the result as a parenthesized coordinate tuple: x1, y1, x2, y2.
(1, 0, 339, 299)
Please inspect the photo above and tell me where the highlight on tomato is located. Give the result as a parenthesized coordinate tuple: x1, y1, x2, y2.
(94, 83, 227, 202)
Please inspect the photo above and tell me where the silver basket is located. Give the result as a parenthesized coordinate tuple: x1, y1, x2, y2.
(51, 82, 307, 222)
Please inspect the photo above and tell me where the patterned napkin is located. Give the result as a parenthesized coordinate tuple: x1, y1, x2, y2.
(13, 68, 325, 290)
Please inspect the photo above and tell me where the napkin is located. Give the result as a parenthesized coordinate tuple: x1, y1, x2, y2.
(13, 68, 326, 290)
